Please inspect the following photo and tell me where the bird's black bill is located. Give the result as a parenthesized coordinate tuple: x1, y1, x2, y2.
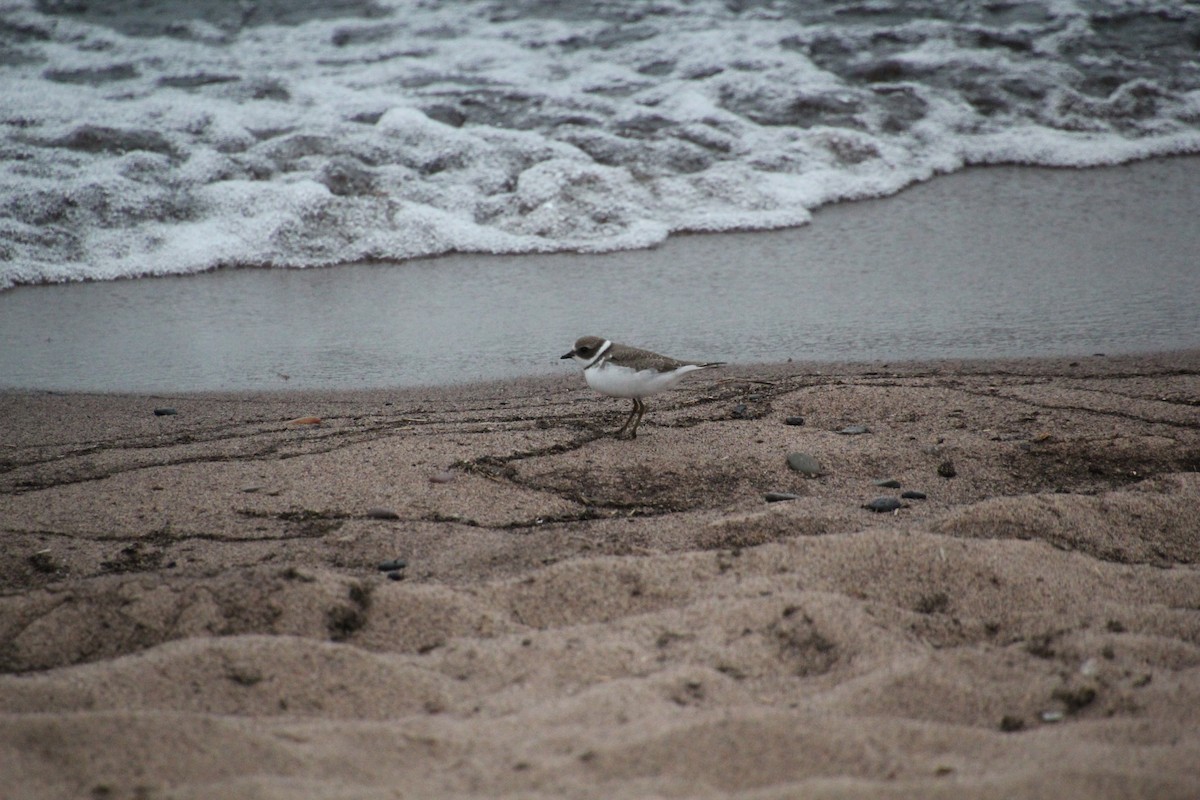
(560, 350, 575, 360)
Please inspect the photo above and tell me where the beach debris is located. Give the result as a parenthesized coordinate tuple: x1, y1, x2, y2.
(377, 558, 407, 571)
(1052, 685, 1097, 713)
(763, 492, 802, 502)
(27, 549, 59, 574)
(937, 460, 957, 478)
(873, 478, 901, 488)
(914, 591, 950, 614)
(863, 496, 904, 513)
(1040, 710, 1065, 723)
(366, 508, 400, 520)
(429, 470, 456, 484)
(786, 452, 823, 476)
(901, 490, 927, 500)
(838, 425, 870, 435)
(287, 415, 322, 425)
(784, 416, 805, 426)
(153, 407, 177, 416)
(999, 715, 1026, 732)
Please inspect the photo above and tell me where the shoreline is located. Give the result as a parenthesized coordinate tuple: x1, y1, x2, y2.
(1, 344, 1196, 402)
(3, 156, 1200, 392)
(3, 349, 1199, 798)
(2, 153, 1196, 297)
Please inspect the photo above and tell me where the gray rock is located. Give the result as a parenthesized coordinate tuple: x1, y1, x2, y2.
(377, 559, 407, 571)
(863, 497, 904, 513)
(366, 508, 400, 520)
(763, 492, 801, 502)
(784, 416, 805, 426)
(873, 478, 901, 488)
(838, 425, 870, 435)
(901, 490, 927, 500)
(786, 452, 823, 476)
(153, 407, 177, 416)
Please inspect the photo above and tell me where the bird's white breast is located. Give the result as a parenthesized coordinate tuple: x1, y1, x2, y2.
(584, 362, 701, 399)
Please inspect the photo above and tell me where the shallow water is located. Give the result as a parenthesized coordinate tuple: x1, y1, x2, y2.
(2, 160, 1198, 392)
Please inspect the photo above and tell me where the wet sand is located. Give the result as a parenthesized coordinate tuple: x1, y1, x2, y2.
(2, 350, 1199, 798)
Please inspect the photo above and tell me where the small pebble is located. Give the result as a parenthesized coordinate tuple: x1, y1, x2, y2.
(366, 508, 400, 520)
(786, 452, 823, 476)
(937, 460, 957, 478)
(838, 425, 870, 435)
(863, 497, 904, 513)
(784, 416, 805, 426)
(763, 492, 801, 502)
(1040, 710, 1065, 723)
(377, 559, 407, 571)
(287, 416, 322, 425)
(999, 715, 1025, 733)
(873, 479, 901, 488)
(901, 490, 927, 500)
(153, 407, 177, 416)
(731, 403, 750, 419)
(386, 570, 405, 581)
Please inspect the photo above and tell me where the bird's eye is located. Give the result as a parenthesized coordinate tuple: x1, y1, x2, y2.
(578, 347, 593, 356)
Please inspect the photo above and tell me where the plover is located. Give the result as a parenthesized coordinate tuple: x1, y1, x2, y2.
(560, 335, 725, 439)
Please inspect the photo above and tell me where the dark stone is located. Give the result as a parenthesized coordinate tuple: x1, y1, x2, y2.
(153, 407, 178, 416)
(763, 492, 801, 502)
(386, 570, 405, 581)
(914, 591, 950, 614)
(999, 715, 1026, 733)
(901, 490, 927, 500)
(27, 551, 58, 573)
(731, 403, 750, 419)
(1052, 686, 1098, 713)
(863, 497, 903, 513)
(366, 508, 400, 520)
(784, 416, 805, 426)
(873, 479, 901, 488)
(377, 558, 407, 571)
(937, 460, 957, 478)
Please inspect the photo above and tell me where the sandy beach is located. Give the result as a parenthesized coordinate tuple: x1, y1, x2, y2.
(2, 348, 1198, 798)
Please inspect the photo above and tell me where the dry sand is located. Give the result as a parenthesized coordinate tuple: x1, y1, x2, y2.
(2, 350, 1199, 799)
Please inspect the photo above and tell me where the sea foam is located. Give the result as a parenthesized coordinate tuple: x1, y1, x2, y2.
(2, 0, 1198, 289)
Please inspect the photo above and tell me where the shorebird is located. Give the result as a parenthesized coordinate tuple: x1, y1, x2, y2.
(560, 335, 725, 439)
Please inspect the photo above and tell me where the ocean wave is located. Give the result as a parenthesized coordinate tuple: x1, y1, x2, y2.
(2, 0, 1198, 289)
